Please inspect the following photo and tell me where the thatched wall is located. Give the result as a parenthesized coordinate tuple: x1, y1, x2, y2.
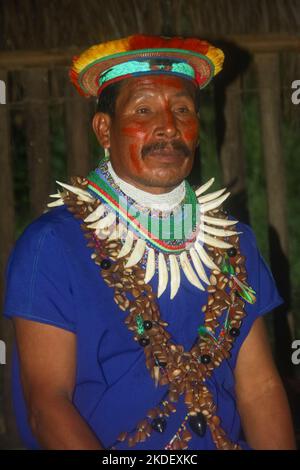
(0, 0, 299, 51)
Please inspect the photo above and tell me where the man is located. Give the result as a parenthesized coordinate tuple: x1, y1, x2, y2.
(4, 35, 295, 450)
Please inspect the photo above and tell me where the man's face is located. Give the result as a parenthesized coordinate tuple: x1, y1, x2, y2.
(93, 75, 200, 194)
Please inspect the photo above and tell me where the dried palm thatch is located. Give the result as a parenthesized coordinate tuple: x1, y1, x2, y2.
(0, 0, 299, 51)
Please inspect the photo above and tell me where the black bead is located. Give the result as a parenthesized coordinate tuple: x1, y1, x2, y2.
(139, 337, 150, 347)
(227, 247, 237, 258)
(158, 360, 167, 368)
(143, 320, 153, 330)
(151, 417, 167, 433)
(200, 354, 211, 365)
(188, 412, 207, 437)
(100, 258, 112, 270)
(229, 327, 240, 338)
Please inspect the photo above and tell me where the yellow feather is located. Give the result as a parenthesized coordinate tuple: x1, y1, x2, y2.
(206, 45, 225, 76)
(73, 37, 132, 73)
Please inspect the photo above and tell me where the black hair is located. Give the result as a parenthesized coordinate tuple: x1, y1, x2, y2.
(96, 81, 122, 117)
(194, 87, 201, 114)
(96, 77, 201, 117)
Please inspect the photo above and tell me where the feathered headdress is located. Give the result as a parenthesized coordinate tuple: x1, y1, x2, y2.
(70, 34, 224, 98)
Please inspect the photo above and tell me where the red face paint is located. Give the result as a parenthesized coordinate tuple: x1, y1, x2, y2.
(182, 124, 199, 142)
(106, 75, 199, 194)
(147, 75, 186, 89)
(121, 126, 146, 137)
(129, 143, 143, 173)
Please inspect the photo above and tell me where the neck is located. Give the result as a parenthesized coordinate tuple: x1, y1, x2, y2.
(107, 161, 185, 211)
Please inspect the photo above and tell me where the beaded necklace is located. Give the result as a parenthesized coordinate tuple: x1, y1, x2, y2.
(86, 159, 199, 252)
(47, 174, 256, 450)
(50, 159, 255, 301)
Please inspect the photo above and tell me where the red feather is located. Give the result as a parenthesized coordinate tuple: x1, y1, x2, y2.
(129, 35, 209, 55)
(69, 69, 88, 97)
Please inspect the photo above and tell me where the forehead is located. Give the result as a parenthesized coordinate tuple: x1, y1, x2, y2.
(117, 74, 197, 102)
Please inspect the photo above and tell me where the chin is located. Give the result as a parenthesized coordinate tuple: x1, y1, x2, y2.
(139, 169, 188, 189)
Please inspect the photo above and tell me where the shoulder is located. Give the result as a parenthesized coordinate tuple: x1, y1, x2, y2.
(4, 206, 80, 332)
(14, 205, 80, 251)
(232, 220, 266, 279)
(7, 205, 84, 274)
(228, 219, 281, 304)
(21, 205, 77, 235)
(233, 220, 261, 257)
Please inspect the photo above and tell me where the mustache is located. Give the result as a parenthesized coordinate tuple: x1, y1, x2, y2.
(141, 140, 192, 158)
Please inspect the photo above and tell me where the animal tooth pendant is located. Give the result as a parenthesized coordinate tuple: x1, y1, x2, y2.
(48, 173, 245, 301)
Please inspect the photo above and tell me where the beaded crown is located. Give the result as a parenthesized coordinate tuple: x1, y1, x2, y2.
(69, 34, 224, 98)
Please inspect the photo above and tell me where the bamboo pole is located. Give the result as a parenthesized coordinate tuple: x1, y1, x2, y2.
(0, 70, 20, 447)
(22, 68, 51, 217)
(64, 75, 91, 178)
(216, 76, 249, 222)
(255, 52, 293, 376)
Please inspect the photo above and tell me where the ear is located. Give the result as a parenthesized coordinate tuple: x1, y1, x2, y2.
(92, 112, 112, 149)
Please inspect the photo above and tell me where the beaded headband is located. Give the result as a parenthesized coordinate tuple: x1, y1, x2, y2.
(69, 34, 225, 97)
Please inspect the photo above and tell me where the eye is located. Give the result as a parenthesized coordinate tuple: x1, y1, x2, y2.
(176, 106, 189, 114)
(136, 106, 151, 114)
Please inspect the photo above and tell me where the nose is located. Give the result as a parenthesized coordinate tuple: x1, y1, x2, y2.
(154, 107, 179, 139)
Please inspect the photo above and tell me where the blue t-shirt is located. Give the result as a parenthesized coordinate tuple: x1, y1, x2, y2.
(3, 205, 283, 450)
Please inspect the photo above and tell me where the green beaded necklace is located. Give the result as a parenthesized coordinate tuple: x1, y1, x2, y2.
(86, 163, 199, 254)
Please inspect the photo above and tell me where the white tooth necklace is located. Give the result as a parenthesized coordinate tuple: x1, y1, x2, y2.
(48, 159, 240, 299)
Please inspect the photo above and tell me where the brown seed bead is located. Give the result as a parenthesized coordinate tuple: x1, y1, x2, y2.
(170, 368, 182, 379)
(212, 301, 225, 311)
(159, 375, 169, 386)
(218, 281, 227, 290)
(168, 402, 177, 413)
(128, 436, 136, 447)
(147, 408, 159, 419)
(211, 415, 220, 426)
(172, 438, 182, 450)
(132, 288, 140, 298)
(207, 286, 217, 293)
(181, 441, 189, 450)
(108, 263, 119, 274)
(144, 423, 152, 436)
(117, 431, 128, 442)
(68, 197, 247, 451)
(136, 430, 144, 443)
(182, 429, 193, 442)
(169, 391, 179, 402)
(114, 282, 123, 289)
(139, 430, 147, 442)
(108, 242, 118, 249)
(146, 358, 154, 370)
(205, 311, 215, 322)
(215, 255, 222, 265)
(185, 391, 194, 405)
